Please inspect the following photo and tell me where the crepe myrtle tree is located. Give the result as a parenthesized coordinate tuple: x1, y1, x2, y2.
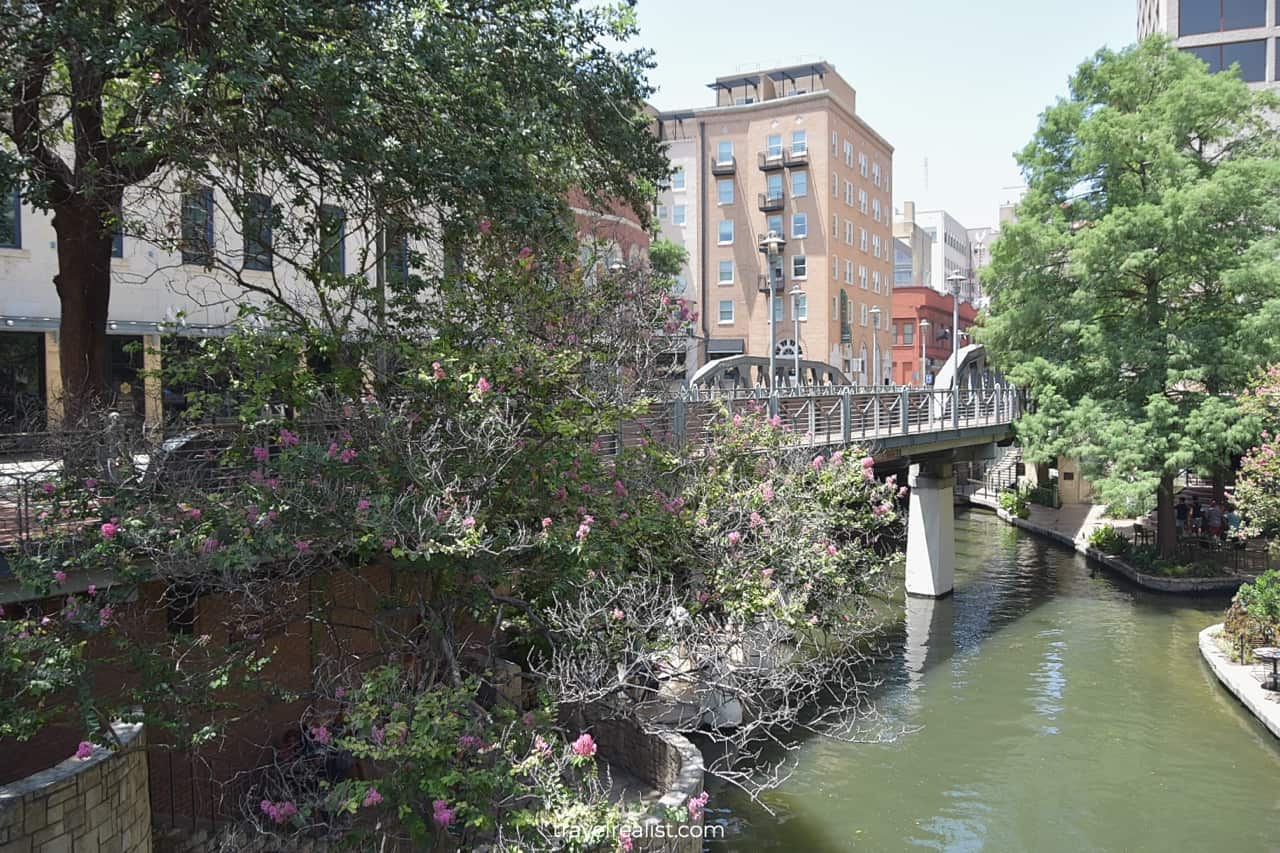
(535, 410, 907, 803)
(0, 0, 667, 421)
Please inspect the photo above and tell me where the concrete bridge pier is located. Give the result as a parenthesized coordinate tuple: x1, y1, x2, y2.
(903, 594, 956, 688)
(906, 461, 955, 598)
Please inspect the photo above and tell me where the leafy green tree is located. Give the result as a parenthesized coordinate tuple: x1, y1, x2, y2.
(0, 0, 665, 419)
(980, 37, 1280, 555)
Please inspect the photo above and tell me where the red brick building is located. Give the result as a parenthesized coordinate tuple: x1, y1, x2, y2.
(890, 286, 977, 386)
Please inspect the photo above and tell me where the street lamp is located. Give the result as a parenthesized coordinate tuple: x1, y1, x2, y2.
(919, 318, 930, 386)
(947, 270, 966, 373)
(758, 230, 786, 405)
(789, 285, 805, 386)
(869, 305, 881, 388)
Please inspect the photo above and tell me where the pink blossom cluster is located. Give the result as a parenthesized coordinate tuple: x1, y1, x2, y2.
(571, 732, 597, 757)
(687, 790, 710, 821)
(432, 799, 455, 827)
(260, 799, 299, 824)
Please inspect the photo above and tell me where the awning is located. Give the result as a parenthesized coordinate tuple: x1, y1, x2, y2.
(706, 338, 745, 356)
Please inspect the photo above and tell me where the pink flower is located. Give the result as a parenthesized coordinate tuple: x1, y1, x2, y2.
(830, 451, 844, 466)
(761, 568, 774, 579)
(732, 413, 744, 428)
(478, 217, 492, 234)
(613, 480, 628, 498)
(87, 584, 97, 596)
(523, 711, 536, 726)
(260, 800, 298, 824)
(462, 516, 476, 529)
(100, 522, 118, 540)
(533, 734, 552, 757)
(84, 477, 98, 490)
(41, 481, 55, 495)
(620, 830, 635, 852)
(727, 530, 741, 546)
(432, 799, 455, 828)
(381, 538, 396, 550)
(749, 511, 764, 528)
(362, 787, 383, 808)
(339, 448, 357, 464)
(295, 540, 311, 553)
(475, 377, 492, 395)
(688, 790, 709, 821)
(326, 441, 340, 459)
(572, 733, 597, 757)
(357, 499, 371, 512)
(541, 517, 553, 530)
(761, 483, 775, 504)
(458, 734, 484, 751)
(768, 415, 782, 428)
(75, 741, 94, 760)
(54, 570, 67, 584)
(334, 687, 346, 699)
(898, 486, 909, 498)
(310, 725, 331, 744)
(860, 455, 875, 469)
(279, 428, 300, 447)
(252, 446, 270, 463)
(812, 455, 825, 471)
(827, 543, 838, 556)
(432, 361, 446, 380)
(611, 608, 625, 621)
(517, 246, 533, 260)
(186, 508, 202, 521)
(98, 606, 114, 626)
(201, 536, 221, 554)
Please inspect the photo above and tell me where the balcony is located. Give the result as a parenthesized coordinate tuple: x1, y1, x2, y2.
(757, 191, 784, 212)
(784, 145, 809, 167)
(711, 157, 736, 176)
(758, 151, 785, 171)
(757, 273, 786, 293)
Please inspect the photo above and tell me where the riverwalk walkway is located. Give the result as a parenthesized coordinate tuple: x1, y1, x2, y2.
(1199, 624, 1280, 741)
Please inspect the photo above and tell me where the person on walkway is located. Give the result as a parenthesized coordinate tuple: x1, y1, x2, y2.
(1205, 500, 1223, 544)
(1175, 496, 1189, 538)
(1224, 504, 1242, 545)
(1190, 496, 1203, 538)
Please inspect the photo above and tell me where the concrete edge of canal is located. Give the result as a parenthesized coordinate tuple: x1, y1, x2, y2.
(967, 495, 1245, 594)
(1198, 623, 1280, 741)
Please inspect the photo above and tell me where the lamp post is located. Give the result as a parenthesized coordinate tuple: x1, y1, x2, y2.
(869, 305, 881, 388)
(919, 318, 930, 386)
(789, 285, 805, 386)
(947, 270, 965, 373)
(758, 230, 786, 409)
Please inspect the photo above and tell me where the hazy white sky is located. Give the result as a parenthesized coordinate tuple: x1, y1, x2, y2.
(631, 0, 1137, 229)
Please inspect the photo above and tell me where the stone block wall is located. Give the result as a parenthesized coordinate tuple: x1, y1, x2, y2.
(0, 720, 151, 853)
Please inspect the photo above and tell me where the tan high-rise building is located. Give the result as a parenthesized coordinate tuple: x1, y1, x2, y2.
(655, 61, 895, 385)
(1139, 0, 1278, 88)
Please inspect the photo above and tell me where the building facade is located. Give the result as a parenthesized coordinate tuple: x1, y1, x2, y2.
(892, 201, 934, 289)
(655, 62, 895, 385)
(895, 202, 973, 303)
(966, 226, 999, 308)
(1139, 0, 1280, 87)
(890, 286, 977, 386)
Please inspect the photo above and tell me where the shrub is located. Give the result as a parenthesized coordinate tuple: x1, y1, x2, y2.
(998, 486, 1031, 519)
(1087, 524, 1129, 555)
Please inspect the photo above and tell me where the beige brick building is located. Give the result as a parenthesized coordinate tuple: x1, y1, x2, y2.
(655, 62, 895, 385)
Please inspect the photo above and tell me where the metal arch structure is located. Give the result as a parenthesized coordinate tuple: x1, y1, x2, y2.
(688, 354, 849, 390)
(932, 343, 1006, 391)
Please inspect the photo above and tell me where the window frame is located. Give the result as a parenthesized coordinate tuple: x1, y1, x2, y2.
(790, 169, 808, 198)
(718, 259, 734, 284)
(673, 204, 687, 226)
(718, 299, 735, 324)
(319, 204, 346, 276)
(180, 187, 215, 267)
(718, 219, 735, 245)
(716, 140, 734, 165)
(717, 178, 734, 206)
(791, 212, 808, 239)
(791, 254, 808, 280)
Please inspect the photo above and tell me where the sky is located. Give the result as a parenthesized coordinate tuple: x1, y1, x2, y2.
(629, 0, 1137, 230)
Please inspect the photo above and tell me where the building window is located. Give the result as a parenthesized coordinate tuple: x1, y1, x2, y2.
(791, 255, 807, 279)
(790, 130, 807, 155)
(1180, 0, 1265, 35)
(319, 204, 345, 276)
(718, 299, 734, 324)
(859, 189, 868, 214)
(0, 187, 20, 250)
(718, 259, 734, 284)
(1186, 40, 1267, 81)
(766, 172, 784, 202)
(795, 293, 808, 321)
(181, 187, 214, 266)
(243, 193, 273, 271)
(718, 179, 734, 206)
(672, 167, 686, 191)
(860, 303, 869, 326)
(832, 255, 839, 278)
(791, 212, 808, 238)
(891, 323, 899, 345)
(832, 214, 839, 238)
(656, 204, 667, 220)
(766, 134, 783, 159)
(673, 204, 687, 226)
(859, 265, 868, 289)
(767, 214, 784, 238)
(872, 198, 881, 221)
(858, 152, 868, 177)
(385, 226, 410, 286)
(845, 221, 853, 245)
(872, 162, 882, 188)
(773, 296, 784, 322)
(718, 219, 734, 244)
(860, 229, 868, 252)
(831, 131, 839, 154)
(872, 270, 881, 292)
(844, 259, 854, 284)
(872, 235, 881, 258)
(791, 170, 808, 198)
(716, 140, 734, 165)
(903, 323, 914, 346)
(832, 172, 839, 197)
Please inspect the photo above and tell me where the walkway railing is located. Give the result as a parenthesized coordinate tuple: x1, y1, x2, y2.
(615, 385, 1021, 454)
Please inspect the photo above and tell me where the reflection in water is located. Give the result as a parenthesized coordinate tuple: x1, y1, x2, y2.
(707, 510, 1280, 852)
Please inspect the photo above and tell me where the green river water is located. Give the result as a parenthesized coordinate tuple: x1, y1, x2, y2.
(708, 509, 1280, 852)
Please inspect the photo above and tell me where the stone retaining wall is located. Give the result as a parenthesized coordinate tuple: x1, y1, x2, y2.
(587, 710, 706, 853)
(1198, 623, 1280, 740)
(0, 720, 151, 853)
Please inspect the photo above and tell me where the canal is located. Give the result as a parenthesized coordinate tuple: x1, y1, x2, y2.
(708, 509, 1280, 851)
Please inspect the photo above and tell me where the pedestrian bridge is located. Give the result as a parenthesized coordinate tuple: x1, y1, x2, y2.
(614, 349, 1020, 601)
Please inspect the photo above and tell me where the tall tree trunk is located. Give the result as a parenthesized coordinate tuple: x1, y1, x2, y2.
(52, 201, 115, 427)
(1157, 471, 1177, 559)
(1212, 468, 1226, 506)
